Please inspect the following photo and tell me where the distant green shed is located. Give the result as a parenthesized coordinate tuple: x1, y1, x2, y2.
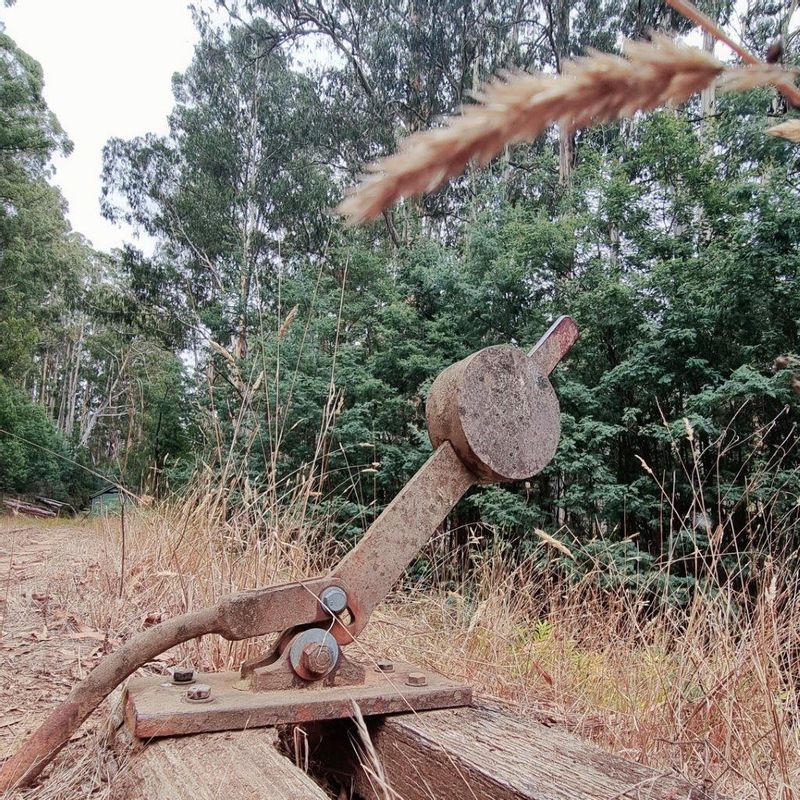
(90, 485, 124, 515)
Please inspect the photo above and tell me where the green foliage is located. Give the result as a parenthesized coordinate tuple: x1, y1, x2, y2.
(0, 377, 70, 498)
(0, 32, 80, 378)
(0, 30, 189, 501)
(6, 2, 798, 613)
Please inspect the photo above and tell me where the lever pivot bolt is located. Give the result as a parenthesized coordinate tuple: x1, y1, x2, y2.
(301, 643, 335, 676)
(406, 672, 427, 687)
(289, 628, 340, 680)
(320, 586, 348, 615)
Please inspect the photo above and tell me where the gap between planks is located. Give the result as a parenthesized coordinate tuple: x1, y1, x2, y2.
(304, 702, 717, 800)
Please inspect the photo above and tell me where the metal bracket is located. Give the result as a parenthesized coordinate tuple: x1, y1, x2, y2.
(124, 661, 472, 738)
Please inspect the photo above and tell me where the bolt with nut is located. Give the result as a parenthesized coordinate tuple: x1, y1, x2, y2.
(301, 643, 335, 677)
(406, 672, 427, 687)
(186, 683, 212, 702)
(171, 667, 195, 685)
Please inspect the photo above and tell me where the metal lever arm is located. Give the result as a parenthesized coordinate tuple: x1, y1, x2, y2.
(333, 315, 579, 640)
(0, 576, 344, 791)
(528, 315, 580, 373)
(333, 441, 475, 640)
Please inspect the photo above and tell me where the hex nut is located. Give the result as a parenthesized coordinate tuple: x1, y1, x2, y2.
(406, 672, 427, 687)
(186, 683, 212, 702)
(320, 586, 348, 615)
(289, 628, 340, 680)
(301, 643, 335, 676)
(375, 660, 394, 673)
(171, 667, 195, 685)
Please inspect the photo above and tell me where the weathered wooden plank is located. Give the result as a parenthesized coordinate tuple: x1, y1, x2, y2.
(110, 728, 328, 800)
(315, 702, 710, 800)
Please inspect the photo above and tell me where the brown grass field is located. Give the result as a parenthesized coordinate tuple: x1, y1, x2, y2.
(1, 463, 799, 799)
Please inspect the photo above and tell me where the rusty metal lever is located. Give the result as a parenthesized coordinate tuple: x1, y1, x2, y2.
(0, 316, 578, 792)
(334, 315, 579, 638)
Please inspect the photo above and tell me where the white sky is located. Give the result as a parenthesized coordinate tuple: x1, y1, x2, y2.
(2, 0, 199, 252)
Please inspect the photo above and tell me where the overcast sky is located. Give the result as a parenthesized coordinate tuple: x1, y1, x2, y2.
(3, 1, 199, 252)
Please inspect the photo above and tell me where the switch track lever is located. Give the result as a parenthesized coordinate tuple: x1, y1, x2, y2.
(0, 316, 578, 792)
(334, 315, 579, 639)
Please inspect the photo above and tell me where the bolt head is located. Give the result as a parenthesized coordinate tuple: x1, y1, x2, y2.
(186, 683, 212, 701)
(301, 643, 335, 676)
(289, 628, 340, 680)
(320, 586, 348, 615)
(406, 672, 428, 687)
(375, 660, 394, 673)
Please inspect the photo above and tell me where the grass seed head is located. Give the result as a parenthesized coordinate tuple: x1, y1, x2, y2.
(337, 35, 790, 226)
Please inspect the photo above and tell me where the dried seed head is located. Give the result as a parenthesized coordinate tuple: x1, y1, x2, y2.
(767, 120, 800, 142)
(775, 355, 791, 370)
(766, 39, 783, 64)
(337, 35, 791, 226)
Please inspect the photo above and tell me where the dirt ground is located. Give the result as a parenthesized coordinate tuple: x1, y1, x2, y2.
(0, 517, 123, 798)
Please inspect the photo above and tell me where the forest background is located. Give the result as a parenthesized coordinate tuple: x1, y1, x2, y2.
(2, 0, 800, 603)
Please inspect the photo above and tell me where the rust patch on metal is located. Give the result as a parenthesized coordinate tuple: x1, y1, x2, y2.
(125, 661, 472, 738)
(427, 346, 561, 482)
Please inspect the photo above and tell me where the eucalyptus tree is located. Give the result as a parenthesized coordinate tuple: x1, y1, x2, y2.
(103, 17, 333, 363)
(0, 30, 75, 378)
(0, 28, 188, 499)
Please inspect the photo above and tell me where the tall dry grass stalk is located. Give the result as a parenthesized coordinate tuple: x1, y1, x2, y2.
(337, 35, 790, 225)
(76, 406, 800, 799)
(86, 493, 800, 798)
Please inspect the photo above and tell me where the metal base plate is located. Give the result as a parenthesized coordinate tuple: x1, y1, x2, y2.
(124, 661, 472, 738)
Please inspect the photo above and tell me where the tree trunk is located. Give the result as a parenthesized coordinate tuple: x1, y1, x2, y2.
(700, 30, 716, 135)
(234, 44, 262, 366)
(554, 0, 573, 183)
(63, 318, 85, 436)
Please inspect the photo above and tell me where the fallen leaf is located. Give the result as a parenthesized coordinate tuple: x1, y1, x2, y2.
(68, 630, 107, 641)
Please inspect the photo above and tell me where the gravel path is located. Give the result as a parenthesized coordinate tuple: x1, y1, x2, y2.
(0, 517, 123, 798)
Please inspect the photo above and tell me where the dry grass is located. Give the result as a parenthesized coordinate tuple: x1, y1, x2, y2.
(2, 417, 799, 799)
(58, 451, 796, 798)
(384, 555, 800, 798)
(337, 35, 790, 225)
(768, 120, 800, 142)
